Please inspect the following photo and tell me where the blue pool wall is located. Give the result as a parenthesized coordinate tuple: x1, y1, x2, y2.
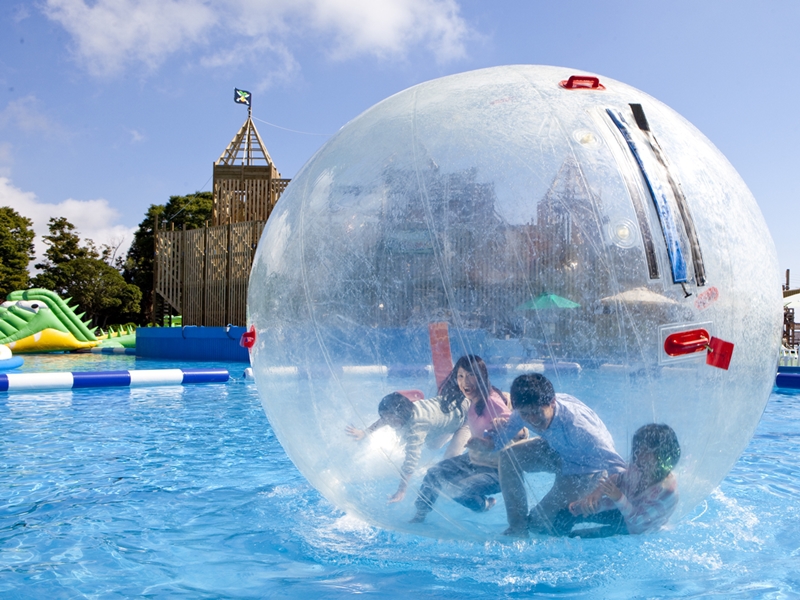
(134, 326, 521, 367)
(137, 326, 250, 362)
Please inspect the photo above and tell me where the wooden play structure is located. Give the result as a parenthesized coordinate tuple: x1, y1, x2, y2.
(154, 111, 290, 326)
(783, 269, 799, 351)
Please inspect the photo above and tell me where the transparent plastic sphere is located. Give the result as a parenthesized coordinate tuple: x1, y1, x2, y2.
(248, 65, 781, 540)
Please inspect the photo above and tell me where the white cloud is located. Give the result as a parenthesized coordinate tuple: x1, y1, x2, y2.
(0, 95, 66, 135)
(12, 4, 31, 23)
(126, 128, 146, 143)
(0, 177, 136, 268)
(199, 37, 300, 92)
(302, 0, 469, 62)
(42, 0, 470, 79)
(43, 0, 216, 77)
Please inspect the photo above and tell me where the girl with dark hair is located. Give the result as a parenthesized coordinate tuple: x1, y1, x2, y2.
(411, 355, 522, 523)
(560, 423, 681, 537)
(435, 368, 468, 414)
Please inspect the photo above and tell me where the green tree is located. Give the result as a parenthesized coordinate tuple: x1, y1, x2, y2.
(0, 206, 35, 298)
(31, 216, 91, 293)
(123, 191, 213, 323)
(31, 217, 141, 327)
(59, 257, 142, 328)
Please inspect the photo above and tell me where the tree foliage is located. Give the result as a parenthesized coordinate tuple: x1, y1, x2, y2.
(0, 206, 35, 298)
(31, 217, 90, 292)
(56, 258, 141, 327)
(123, 192, 213, 323)
(32, 217, 141, 328)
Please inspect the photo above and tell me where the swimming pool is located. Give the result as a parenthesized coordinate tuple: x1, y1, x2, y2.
(1, 354, 798, 598)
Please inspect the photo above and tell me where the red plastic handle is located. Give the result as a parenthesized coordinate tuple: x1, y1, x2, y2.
(240, 324, 256, 349)
(560, 75, 605, 90)
(664, 329, 710, 357)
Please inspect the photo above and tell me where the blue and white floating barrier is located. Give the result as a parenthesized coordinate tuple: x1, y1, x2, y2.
(89, 347, 137, 355)
(776, 366, 800, 390)
(0, 356, 24, 371)
(0, 344, 23, 372)
(257, 361, 581, 378)
(0, 368, 229, 393)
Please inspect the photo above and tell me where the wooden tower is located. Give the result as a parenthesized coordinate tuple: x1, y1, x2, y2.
(212, 116, 289, 225)
(154, 115, 290, 327)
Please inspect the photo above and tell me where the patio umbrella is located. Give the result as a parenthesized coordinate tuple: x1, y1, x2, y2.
(600, 287, 679, 305)
(784, 294, 800, 313)
(517, 293, 581, 310)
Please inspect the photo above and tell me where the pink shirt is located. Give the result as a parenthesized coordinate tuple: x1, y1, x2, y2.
(467, 389, 510, 439)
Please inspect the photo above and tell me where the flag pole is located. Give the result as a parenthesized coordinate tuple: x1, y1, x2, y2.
(247, 94, 252, 166)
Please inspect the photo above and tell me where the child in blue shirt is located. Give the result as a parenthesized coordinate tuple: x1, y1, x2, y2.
(491, 373, 625, 537)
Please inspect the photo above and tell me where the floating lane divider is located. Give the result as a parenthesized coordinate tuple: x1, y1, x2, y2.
(776, 366, 800, 390)
(259, 362, 581, 378)
(0, 368, 229, 393)
(89, 347, 137, 355)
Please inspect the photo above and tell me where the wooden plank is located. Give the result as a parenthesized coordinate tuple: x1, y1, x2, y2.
(154, 229, 182, 314)
(183, 228, 205, 326)
(213, 165, 273, 180)
(202, 224, 226, 326)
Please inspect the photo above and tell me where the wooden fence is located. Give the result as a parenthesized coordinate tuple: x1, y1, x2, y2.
(785, 306, 797, 349)
(155, 221, 266, 326)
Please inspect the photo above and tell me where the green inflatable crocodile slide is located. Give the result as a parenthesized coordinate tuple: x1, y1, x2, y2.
(0, 289, 135, 353)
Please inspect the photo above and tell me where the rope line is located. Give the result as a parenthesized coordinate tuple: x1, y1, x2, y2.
(252, 115, 334, 137)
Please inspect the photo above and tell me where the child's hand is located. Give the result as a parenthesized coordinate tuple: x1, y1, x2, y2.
(569, 497, 596, 516)
(387, 488, 406, 503)
(492, 416, 509, 429)
(465, 437, 493, 451)
(597, 477, 623, 501)
(568, 500, 585, 516)
(570, 480, 606, 516)
(345, 425, 366, 441)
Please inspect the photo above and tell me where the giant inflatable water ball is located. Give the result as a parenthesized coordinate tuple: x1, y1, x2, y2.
(247, 65, 781, 539)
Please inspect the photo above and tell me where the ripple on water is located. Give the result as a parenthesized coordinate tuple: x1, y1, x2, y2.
(0, 357, 798, 597)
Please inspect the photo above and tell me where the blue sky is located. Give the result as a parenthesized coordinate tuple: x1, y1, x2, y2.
(0, 0, 798, 286)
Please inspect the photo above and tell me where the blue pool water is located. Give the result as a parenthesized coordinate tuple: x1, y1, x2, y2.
(1, 354, 798, 598)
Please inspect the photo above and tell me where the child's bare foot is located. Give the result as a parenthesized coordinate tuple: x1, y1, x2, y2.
(481, 497, 496, 512)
